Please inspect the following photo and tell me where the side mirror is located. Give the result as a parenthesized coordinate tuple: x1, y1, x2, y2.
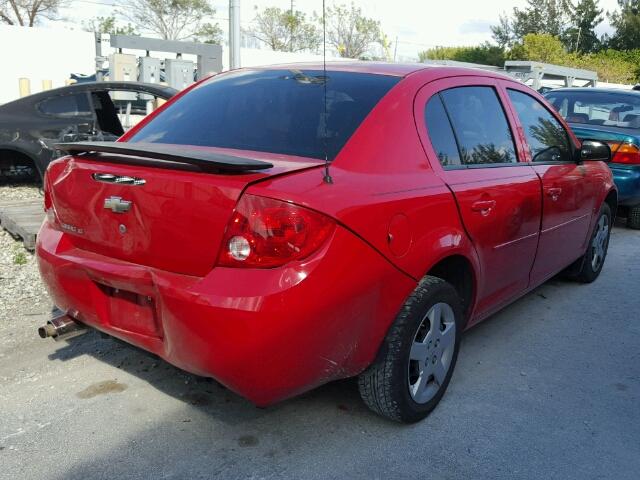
(580, 140, 611, 162)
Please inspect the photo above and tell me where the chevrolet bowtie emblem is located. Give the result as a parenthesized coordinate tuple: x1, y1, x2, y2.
(104, 196, 132, 213)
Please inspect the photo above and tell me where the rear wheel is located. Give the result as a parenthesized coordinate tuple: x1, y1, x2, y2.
(0, 150, 39, 184)
(568, 203, 612, 283)
(358, 276, 462, 423)
(628, 205, 640, 230)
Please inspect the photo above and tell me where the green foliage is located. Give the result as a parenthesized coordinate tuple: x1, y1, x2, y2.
(607, 0, 640, 50)
(508, 34, 638, 83)
(119, 0, 220, 41)
(418, 43, 506, 67)
(83, 15, 138, 35)
(13, 250, 27, 265)
(563, 0, 604, 53)
(322, 3, 383, 59)
(573, 49, 639, 83)
(194, 22, 223, 44)
(492, 0, 575, 48)
(510, 33, 568, 63)
(486, 0, 640, 83)
(248, 7, 320, 52)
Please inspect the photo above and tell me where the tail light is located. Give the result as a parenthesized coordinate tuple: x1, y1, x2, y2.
(607, 142, 640, 164)
(43, 172, 57, 225)
(217, 194, 335, 268)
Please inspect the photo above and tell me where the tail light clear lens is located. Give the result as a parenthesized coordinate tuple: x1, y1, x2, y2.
(607, 142, 640, 164)
(217, 194, 335, 268)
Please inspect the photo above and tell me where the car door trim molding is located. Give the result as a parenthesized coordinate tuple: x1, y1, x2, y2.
(540, 213, 591, 234)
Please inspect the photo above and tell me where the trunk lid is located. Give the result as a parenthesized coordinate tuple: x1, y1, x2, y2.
(46, 146, 321, 276)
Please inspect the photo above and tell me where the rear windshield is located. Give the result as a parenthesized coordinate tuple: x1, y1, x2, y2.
(546, 90, 640, 129)
(130, 69, 399, 160)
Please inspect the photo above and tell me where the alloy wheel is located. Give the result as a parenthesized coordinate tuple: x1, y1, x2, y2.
(408, 302, 456, 404)
(591, 214, 609, 271)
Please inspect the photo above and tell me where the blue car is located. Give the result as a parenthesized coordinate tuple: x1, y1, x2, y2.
(545, 88, 640, 229)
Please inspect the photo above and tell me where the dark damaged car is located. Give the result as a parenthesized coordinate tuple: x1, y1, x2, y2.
(0, 81, 176, 182)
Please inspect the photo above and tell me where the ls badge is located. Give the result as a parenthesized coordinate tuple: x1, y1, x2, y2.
(104, 196, 132, 213)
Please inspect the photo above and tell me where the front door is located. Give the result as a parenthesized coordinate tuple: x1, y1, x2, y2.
(415, 79, 542, 319)
(504, 87, 598, 284)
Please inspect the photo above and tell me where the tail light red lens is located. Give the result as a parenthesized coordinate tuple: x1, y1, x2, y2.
(217, 194, 336, 268)
(43, 172, 57, 225)
(607, 142, 640, 164)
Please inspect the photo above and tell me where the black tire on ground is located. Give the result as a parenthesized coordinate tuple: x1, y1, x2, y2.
(358, 276, 463, 423)
(567, 203, 612, 283)
(628, 205, 640, 230)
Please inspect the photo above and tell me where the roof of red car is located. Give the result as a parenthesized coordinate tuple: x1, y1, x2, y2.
(247, 61, 511, 80)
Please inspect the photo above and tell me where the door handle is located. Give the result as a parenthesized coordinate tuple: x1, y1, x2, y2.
(471, 200, 496, 214)
(547, 187, 562, 201)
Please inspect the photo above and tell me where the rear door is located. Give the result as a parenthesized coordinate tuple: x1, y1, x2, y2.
(415, 77, 542, 318)
(37, 92, 97, 142)
(504, 86, 597, 284)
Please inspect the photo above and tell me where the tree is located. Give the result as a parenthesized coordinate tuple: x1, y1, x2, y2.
(194, 22, 223, 44)
(491, 14, 515, 48)
(0, 0, 64, 26)
(118, 0, 221, 42)
(418, 43, 506, 67)
(511, 33, 568, 63)
(322, 3, 382, 59)
(563, 0, 604, 53)
(574, 49, 638, 82)
(607, 0, 640, 50)
(248, 7, 320, 52)
(492, 0, 575, 48)
(83, 15, 138, 35)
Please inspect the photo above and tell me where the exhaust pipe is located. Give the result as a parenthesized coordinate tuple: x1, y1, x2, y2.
(38, 311, 88, 341)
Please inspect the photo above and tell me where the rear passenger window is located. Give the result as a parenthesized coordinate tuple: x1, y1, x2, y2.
(38, 93, 92, 118)
(425, 95, 461, 167)
(507, 89, 571, 163)
(440, 86, 517, 165)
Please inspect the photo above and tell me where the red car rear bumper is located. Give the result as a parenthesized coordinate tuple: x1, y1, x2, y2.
(36, 221, 415, 405)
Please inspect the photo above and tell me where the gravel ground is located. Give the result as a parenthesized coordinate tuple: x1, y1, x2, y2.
(0, 223, 638, 480)
(0, 183, 42, 202)
(0, 184, 51, 351)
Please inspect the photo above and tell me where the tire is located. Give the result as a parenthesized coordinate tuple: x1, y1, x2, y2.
(0, 151, 38, 184)
(569, 203, 612, 283)
(628, 205, 640, 230)
(358, 276, 463, 423)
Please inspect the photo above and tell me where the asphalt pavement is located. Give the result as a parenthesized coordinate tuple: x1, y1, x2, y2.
(1, 226, 639, 480)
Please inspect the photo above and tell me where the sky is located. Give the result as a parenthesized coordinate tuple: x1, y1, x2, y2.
(57, 0, 623, 60)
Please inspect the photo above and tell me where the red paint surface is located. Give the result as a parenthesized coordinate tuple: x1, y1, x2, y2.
(37, 64, 616, 405)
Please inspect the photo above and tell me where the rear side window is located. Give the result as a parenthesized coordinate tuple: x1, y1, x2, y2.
(508, 89, 571, 163)
(39, 93, 92, 118)
(425, 95, 461, 167)
(440, 86, 517, 165)
(130, 69, 399, 160)
(546, 90, 640, 129)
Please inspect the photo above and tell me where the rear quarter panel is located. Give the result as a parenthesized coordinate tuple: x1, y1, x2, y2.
(249, 70, 482, 332)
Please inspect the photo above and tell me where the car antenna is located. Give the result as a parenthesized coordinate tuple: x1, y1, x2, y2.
(322, 0, 333, 184)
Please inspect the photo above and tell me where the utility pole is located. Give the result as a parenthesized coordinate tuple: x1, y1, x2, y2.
(289, 0, 295, 52)
(229, 0, 241, 69)
(393, 36, 398, 62)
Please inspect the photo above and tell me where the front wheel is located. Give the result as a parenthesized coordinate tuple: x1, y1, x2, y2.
(358, 276, 463, 423)
(568, 203, 612, 283)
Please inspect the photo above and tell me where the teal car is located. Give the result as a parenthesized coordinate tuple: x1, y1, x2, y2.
(545, 88, 640, 229)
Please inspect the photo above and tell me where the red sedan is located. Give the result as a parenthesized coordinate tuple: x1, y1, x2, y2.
(36, 63, 616, 422)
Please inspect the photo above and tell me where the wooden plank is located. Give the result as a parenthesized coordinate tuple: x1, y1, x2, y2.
(0, 199, 44, 251)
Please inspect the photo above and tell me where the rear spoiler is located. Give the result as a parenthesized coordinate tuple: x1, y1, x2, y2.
(54, 141, 274, 172)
